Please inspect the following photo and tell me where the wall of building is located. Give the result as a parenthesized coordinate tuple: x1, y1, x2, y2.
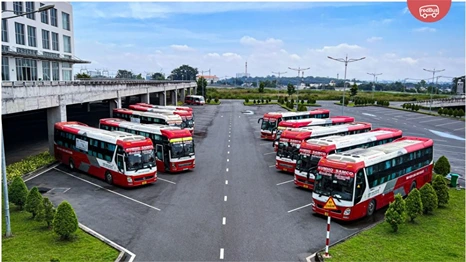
(1, 1, 75, 81)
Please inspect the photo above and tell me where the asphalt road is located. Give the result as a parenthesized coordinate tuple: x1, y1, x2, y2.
(23, 99, 465, 261)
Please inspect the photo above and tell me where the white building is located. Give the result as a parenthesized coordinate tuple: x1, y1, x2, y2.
(1, 1, 89, 81)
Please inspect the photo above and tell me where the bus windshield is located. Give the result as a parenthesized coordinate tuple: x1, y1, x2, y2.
(171, 140, 195, 159)
(277, 142, 300, 160)
(125, 149, 155, 171)
(314, 172, 354, 202)
(296, 155, 321, 172)
(261, 119, 277, 132)
(168, 121, 185, 128)
(186, 118, 194, 128)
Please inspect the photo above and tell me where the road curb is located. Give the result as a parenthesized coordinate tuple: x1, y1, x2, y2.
(79, 223, 136, 262)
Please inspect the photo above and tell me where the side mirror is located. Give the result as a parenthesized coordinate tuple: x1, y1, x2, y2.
(257, 118, 263, 124)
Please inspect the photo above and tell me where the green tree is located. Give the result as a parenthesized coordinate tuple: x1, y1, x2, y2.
(151, 72, 165, 80)
(196, 77, 208, 96)
(136, 73, 144, 79)
(448, 108, 454, 116)
(115, 69, 133, 79)
(438, 108, 443, 115)
(420, 183, 438, 214)
(53, 201, 78, 240)
(432, 175, 450, 207)
(350, 83, 358, 97)
(434, 156, 450, 176)
(42, 197, 56, 228)
(259, 81, 265, 93)
(287, 83, 295, 97)
(392, 193, 406, 220)
(35, 199, 45, 222)
(384, 194, 406, 232)
(8, 176, 29, 210)
(459, 109, 465, 118)
(405, 188, 423, 222)
(25, 187, 43, 218)
(170, 64, 198, 81)
(75, 73, 91, 79)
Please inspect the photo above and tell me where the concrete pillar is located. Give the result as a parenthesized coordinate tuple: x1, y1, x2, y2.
(171, 90, 176, 105)
(87, 102, 91, 112)
(109, 92, 122, 117)
(180, 88, 185, 103)
(163, 87, 167, 106)
(47, 104, 67, 155)
(158, 92, 165, 106)
(140, 93, 150, 104)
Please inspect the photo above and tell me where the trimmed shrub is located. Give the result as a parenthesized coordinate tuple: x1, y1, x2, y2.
(434, 155, 450, 176)
(438, 108, 443, 115)
(384, 194, 406, 232)
(405, 188, 423, 222)
(459, 109, 465, 117)
(35, 198, 46, 222)
(207, 98, 211, 103)
(8, 176, 29, 210)
(300, 99, 304, 104)
(214, 97, 219, 103)
(53, 201, 78, 240)
(245, 98, 249, 103)
(25, 187, 43, 218)
(420, 183, 438, 214)
(448, 108, 453, 116)
(432, 175, 449, 207)
(284, 96, 288, 102)
(268, 98, 271, 102)
(253, 99, 256, 104)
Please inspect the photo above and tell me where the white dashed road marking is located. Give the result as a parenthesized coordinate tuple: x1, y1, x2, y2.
(276, 180, 294, 186)
(287, 202, 314, 213)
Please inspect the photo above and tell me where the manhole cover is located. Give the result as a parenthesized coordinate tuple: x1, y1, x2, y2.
(47, 188, 71, 194)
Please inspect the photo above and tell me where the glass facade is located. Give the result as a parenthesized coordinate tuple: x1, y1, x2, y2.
(15, 58, 37, 81)
(2, 56, 9, 80)
(42, 61, 50, 80)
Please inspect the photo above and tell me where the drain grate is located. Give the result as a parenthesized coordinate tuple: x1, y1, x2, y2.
(47, 187, 71, 194)
(38, 187, 51, 194)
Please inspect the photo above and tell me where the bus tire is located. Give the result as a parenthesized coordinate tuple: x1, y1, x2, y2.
(367, 200, 376, 217)
(69, 158, 75, 170)
(105, 172, 113, 185)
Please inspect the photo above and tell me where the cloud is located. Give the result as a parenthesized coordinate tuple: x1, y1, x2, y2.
(312, 43, 364, 53)
(370, 18, 394, 25)
(170, 44, 195, 51)
(222, 52, 242, 60)
(206, 53, 221, 58)
(240, 36, 283, 49)
(366, 37, 383, 43)
(290, 54, 301, 61)
(399, 57, 418, 65)
(413, 27, 436, 32)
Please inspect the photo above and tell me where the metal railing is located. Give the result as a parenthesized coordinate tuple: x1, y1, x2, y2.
(1, 80, 195, 87)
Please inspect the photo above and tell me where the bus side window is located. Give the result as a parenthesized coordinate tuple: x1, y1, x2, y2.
(354, 170, 366, 204)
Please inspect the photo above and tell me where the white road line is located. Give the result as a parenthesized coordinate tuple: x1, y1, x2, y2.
(225, 180, 228, 185)
(306, 253, 316, 262)
(454, 127, 465, 131)
(226, 168, 229, 172)
(227, 151, 230, 154)
(222, 217, 226, 225)
(227, 159, 229, 162)
(221, 116, 223, 117)
(228, 140, 230, 142)
(158, 178, 176, 185)
(269, 165, 275, 168)
(419, 118, 447, 123)
(53, 168, 161, 211)
(287, 202, 314, 213)
(220, 248, 224, 260)
(276, 180, 294, 186)
(239, 116, 240, 118)
(24, 162, 60, 182)
(79, 223, 136, 262)
(264, 152, 275, 155)
(224, 196, 227, 202)
(435, 121, 464, 127)
(405, 115, 432, 120)
(228, 145, 230, 147)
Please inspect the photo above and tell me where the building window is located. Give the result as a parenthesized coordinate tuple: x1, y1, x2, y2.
(40, 3, 48, 24)
(62, 12, 70, 30)
(13, 2, 23, 15)
(15, 22, 25, 45)
(52, 61, 59, 80)
(1, 19, 7, 42)
(26, 2, 35, 20)
(15, 58, 38, 81)
(50, 8, 57, 27)
(51, 32, 59, 51)
(63, 35, 71, 53)
(62, 69, 72, 81)
(2, 56, 9, 80)
(27, 26, 36, 47)
(2, 2, 6, 11)
(42, 30, 49, 49)
(42, 61, 50, 80)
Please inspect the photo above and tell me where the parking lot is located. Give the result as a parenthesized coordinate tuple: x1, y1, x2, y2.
(25, 100, 465, 261)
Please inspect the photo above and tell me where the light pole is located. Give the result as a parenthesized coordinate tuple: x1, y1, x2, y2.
(328, 55, 366, 115)
(1, 3, 55, 239)
(288, 67, 310, 102)
(367, 72, 382, 99)
(272, 71, 287, 100)
(423, 68, 445, 113)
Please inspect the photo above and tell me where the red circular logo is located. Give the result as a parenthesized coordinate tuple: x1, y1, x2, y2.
(407, 0, 452, 22)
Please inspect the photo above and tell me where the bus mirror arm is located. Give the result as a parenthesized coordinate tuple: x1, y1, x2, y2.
(258, 118, 263, 124)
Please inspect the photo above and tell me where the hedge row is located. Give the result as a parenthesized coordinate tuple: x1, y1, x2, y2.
(402, 103, 420, 111)
(6, 151, 55, 182)
(438, 108, 465, 118)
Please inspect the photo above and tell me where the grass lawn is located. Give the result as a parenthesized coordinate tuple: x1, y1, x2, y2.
(326, 189, 465, 261)
(206, 100, 221, 105)
(2, 204, 120, 262)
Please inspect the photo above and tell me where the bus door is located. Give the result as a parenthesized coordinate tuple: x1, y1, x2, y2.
(116, 154, 125, 173)
(155, 144, 167, 172)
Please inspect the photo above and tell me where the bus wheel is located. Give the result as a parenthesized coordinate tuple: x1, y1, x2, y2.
(367, 200, 376, 217)
(69, 158, 75, 170)
(105, 172, 113, 185)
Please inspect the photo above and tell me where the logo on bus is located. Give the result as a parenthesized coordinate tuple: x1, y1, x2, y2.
(407, 0, 451, 22)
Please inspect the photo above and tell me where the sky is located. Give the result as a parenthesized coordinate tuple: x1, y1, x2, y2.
(72, 1, 465, 82)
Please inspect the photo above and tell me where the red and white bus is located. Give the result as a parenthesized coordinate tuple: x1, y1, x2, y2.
(312, 136, 434, 221)
(54, 121, 157, 187)
(276, 122, 372, 173)
(273, 116, 355, 151)
(100, 118, 195, 173)
(295, 128, 403, 190)
(113, 108, 184, 129)
(258, 109, 330, 140)
(135, 103, 193, 114)
(128, 104, 194, 134)
(185, 95, 205, 105)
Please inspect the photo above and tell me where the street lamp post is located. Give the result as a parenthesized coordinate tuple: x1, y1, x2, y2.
(423, 68, 445, 113)
(367, 72, 382, 99)
(1, 4, 54, 19)
(328, 55, 366, 115)
(288, 67, 310, 103)
(272, 71, 287, 100)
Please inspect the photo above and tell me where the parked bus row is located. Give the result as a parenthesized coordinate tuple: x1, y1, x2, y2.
(258, 109, 434, 222)
(53, 104, 197, 188)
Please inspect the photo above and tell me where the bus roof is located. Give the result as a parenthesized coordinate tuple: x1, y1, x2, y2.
(99, 118, 192, 139)
(55, 121, 151, 147)
(278, 116, 354, 128)
(128, 105, 192, 116)
(113, 108, 183, 122)
(263, 108, 330, 119)
(135, 103, 193, 112)
(280, 122, 372, 140)
(321, 136, 433, 171)
(301, 128, 403, 152)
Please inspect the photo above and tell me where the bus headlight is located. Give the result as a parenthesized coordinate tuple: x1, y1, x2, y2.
(127, 177, 132, 183)
(343, 208, 351, 216)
